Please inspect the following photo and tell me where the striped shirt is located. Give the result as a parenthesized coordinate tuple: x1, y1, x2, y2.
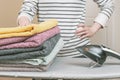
(18, 0, 114, 57)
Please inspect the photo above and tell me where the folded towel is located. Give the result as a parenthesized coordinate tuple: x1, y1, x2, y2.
(0, 26, 60, 49)
(0, 38, 64, 71)
(0, 34, 60, 60)
(0, 38, 64, 65)
(0, 37, 29, 46)
(0, 64, 50, 71)
(0, 19, 58, 38)
(0, 61, 51, 72)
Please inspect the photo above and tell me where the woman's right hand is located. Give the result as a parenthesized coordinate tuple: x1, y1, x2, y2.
(17, 16, 31, 26)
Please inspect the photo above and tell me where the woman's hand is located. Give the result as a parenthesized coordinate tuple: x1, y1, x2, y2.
(75, 22, 102, 39)
(17, 16, 31, 26)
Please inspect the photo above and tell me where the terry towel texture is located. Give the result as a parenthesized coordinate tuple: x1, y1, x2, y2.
(0, 38, 64, 71)
(0, 19, 58, 38)
(0, 19, 64, 71)
(0, 36, 29, 46)
(0, 26, 60, 49)
(0, 34, 60, 60)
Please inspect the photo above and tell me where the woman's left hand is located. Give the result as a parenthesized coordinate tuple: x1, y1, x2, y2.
(75, 23, 102, 39)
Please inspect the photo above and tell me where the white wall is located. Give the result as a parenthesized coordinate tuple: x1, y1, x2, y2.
(0, 0, 23, 27)
(111, 0, 120, 52)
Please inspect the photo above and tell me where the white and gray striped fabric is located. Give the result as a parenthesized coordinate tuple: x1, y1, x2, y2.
(18, 0, 114, 57)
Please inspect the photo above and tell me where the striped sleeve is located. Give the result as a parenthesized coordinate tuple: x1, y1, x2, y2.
(18, 0, 38, 22)
(93, 0, 114, 27)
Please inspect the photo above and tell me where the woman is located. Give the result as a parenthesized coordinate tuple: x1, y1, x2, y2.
(17, 0, 114, 58)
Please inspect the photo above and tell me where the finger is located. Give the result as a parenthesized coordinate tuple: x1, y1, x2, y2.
(80, 34, 89, 39)
(19, 23, 28, 26)
(76, 31, 87, 37)
(77, 23, 85, 28)
(76, 27, 86, 33)
(19, 21, 30, 26)
(18, 17, 30, 26)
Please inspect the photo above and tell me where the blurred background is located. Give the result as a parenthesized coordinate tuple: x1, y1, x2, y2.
(0, 0, 119, 52)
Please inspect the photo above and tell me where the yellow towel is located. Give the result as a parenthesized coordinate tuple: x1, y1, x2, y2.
(0, 19, 58, 38)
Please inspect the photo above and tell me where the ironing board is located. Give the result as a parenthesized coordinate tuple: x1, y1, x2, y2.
(0, 57, 120, 79)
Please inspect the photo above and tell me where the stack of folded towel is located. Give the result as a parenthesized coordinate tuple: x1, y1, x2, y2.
(0, 19, 64, 71)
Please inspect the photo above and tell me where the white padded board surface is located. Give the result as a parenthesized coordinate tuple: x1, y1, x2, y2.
(0, 57, 120, 79)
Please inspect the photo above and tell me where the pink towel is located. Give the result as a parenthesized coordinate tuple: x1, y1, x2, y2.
(0, 26, 60, 49)
(0, 37, 29, 46)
